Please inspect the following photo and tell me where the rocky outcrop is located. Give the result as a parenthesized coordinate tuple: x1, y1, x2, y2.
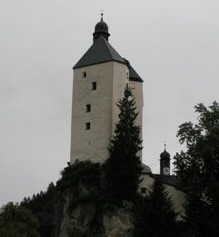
(57, 195, 134, 237)
(54, 161, 135, 237)
(103, 206, 134, 237)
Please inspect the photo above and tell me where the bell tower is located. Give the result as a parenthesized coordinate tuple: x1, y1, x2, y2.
(160, 144, 171, 176)
(70, 15, 143, 164)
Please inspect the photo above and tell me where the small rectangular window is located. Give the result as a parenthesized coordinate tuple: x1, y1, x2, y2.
(92, 82, 97, 90)
(141, 187, 146, 194)
(86, 104, 91, 112)
(82, 71, 87, 78)
(86, 122, 90, 130)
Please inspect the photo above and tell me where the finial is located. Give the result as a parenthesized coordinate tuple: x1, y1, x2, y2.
(101, 10, 103, 21)
(164, 142, 167, 151)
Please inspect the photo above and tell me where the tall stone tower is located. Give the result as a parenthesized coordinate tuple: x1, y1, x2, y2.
(70, 14, 143, 164)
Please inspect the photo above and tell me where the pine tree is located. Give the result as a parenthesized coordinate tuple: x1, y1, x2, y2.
(149, 178, 177, 236)
(0, 202, 41, 237)
(104, 84, 142, 202)
(134, 178, 177, 237)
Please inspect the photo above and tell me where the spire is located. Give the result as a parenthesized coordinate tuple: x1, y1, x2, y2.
(93, 13, 110, 43)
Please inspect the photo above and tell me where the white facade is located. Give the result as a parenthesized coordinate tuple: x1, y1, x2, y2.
(70, 61, 143, 164)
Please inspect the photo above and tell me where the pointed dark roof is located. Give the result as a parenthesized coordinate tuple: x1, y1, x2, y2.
(73, 36, 126, 69)
(123, 58, 143, 82)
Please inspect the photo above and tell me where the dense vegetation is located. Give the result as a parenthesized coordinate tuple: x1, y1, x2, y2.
(174, 101, 219, 237)
(21, 182, 56, 237)
(134, 177, 178, 237)
(0, 202, 41, 237)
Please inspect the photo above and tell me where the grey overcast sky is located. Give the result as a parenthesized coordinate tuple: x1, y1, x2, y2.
(1, 0, 219, 206)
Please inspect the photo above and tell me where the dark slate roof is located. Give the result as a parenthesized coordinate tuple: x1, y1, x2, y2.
(123, 58, 143, 82)
(73, 36, 126, 69)
(129, 65, 143, 82)
(160, 149, 170, 160)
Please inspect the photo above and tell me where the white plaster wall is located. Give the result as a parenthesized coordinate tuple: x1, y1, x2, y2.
(139, 174, 186, 219)
(129, 81, 143, 160)
(111, 62, 129, 134)
(129, 81, 143, 129)
(70, 61, 128, 164)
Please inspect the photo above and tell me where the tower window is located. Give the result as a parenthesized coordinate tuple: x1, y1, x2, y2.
(86, 122, 90, 130)
(86, 104, 91, 112)
(141, 188, 147, 195)
(92, 82, 97, 90)
(82, 71, 87, 78)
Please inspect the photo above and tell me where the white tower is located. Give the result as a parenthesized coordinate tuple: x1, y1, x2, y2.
(70, 15, 143, 164)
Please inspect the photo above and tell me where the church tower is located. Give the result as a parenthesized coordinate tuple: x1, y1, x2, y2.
(70, 15, 143, 164)
(160, 145, 171, 176)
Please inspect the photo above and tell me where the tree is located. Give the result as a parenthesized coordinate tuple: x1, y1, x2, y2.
(174, 102, 219, 187)
(21, 182, 56, 237)
(134, 178, 177, 237)
(105, 84, 142, 202)
(0, 202, 41, 237)
(174, 101, 219, 236)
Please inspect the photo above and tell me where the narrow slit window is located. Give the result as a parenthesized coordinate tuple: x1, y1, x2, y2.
(86, 104, 91, 112)
(92, 82, 97, 90)
(86, 122, 90, 130)
(82, 71, 87, 78)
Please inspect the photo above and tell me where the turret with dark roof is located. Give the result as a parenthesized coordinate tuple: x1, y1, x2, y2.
(73, 14, 143, 83)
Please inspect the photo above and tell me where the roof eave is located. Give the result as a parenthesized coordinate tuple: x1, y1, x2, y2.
(129, 77, 144, 82)
(73, 59, 127, 69)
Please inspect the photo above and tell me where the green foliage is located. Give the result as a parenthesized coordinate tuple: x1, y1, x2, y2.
(183, 191, 219, 237)
(174, 101, 219, 237)
(174, 102, 219, 187)
(105, 84, 142, 202)
(134, 178, 177, 237)
(0, 202, 41, 237)
(21, 182, 56, 237)
(57, 160, 102, 203)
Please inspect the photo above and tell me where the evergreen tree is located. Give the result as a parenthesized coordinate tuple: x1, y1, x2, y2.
(105, 84, 142, 202)
(0, 202, 41, 237)
(134, 178, 177, 237)
(21, 182, 56, 237)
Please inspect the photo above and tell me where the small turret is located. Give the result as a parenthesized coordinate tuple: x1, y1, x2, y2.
(160, 144, 170, 176)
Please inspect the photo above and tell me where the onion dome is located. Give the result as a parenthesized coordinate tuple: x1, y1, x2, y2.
(160, 149, 170, 160)
(93, 13, 110, 42)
